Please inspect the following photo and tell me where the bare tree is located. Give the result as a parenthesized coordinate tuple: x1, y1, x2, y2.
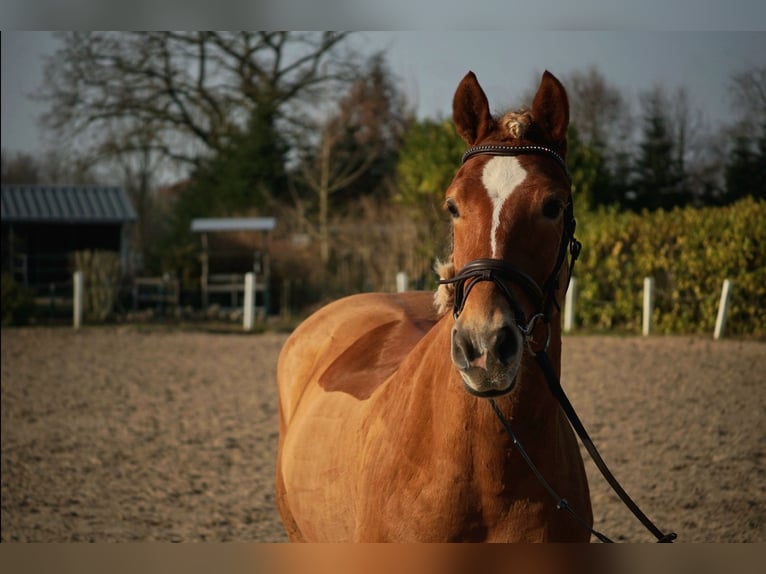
(730, 66, 766, 131)
(295, 56, 412, 264)
(632, 84, 718, 208)
(37, 32, 363, 274)
(39, 32, 361, 172)
(299, 122, 379, 264)
(103, 130, 163, 270)
(1, 148, 98, 185)
(667, 86, 717, 204)
(1, 151, 40, 184)
(722, 66, 766, 203)
(564, 66, 633, 154)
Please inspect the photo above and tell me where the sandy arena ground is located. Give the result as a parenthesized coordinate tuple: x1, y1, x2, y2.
(2, 324, 764, 542)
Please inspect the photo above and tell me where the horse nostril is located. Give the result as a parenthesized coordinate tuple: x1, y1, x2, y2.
(452, 327, 478, 370)
(495, 327, 518, 365)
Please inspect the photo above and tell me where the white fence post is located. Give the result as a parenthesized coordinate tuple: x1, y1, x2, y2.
(244, 272, 255, 331)
(564, 277, 576, 333)
(714, 279, 733, 340)
(396, 271, 408, 293)
(73, 270, 83, 329)
(642, 277, 655, 336)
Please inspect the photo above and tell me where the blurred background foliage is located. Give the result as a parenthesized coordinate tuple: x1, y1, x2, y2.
(1, 33, 764, 333)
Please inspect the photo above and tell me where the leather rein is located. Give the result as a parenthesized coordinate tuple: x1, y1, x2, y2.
(439, 143, 677, 543)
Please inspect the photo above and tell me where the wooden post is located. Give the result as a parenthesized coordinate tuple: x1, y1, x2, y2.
(49, 282, 56, 320)
(714, 279, 733, 340)
(396, 271, 408, 293)
(642, 277, 655, 336)
(200, 232, 209, 309)
(244, 272, 255, 331)
(263, 234, 271, 317)
(73, 271, 83, 329)
(564, 277, 576, 333)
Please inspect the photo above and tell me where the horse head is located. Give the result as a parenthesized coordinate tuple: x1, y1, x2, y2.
(440, 70, 574, 398)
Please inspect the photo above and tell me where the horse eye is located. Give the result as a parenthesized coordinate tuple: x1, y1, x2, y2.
(446, 199, 460, 218)
(542, 198, 563, 219)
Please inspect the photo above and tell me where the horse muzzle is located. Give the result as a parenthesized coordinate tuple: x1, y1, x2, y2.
(451, 321, 524, 397)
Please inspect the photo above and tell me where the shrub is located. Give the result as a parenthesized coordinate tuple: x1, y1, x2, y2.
(72, 250, 122, 322)
(573, 197, 765, 336)
(1, 272, 36, 326)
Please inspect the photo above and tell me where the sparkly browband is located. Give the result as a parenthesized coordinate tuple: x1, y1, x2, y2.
(461, 144, 570, 181)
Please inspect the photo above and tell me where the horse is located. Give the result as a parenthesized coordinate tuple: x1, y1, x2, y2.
(275, 70, 592, 542)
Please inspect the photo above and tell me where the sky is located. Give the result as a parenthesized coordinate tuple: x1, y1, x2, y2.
(2, 30, 766, 158)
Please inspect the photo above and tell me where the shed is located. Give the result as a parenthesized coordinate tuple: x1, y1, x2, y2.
(1, 185, 137, 288)
(190, 217, 276, 310)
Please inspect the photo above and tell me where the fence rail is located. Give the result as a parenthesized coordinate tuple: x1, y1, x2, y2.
(70, 272, 265, 331)
(132, 277, 180, 310)
(7, 266, 739, 339)
(202, 273, 267, 309)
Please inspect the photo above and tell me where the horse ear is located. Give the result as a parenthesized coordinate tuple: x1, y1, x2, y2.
(453, 71, 495, 145)
(531, 70, 569, 145)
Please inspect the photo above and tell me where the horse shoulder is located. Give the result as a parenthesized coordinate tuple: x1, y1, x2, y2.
(278, 291, 440, 422)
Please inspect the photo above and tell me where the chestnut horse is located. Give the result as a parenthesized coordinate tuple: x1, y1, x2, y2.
(276, 71, 592, 542)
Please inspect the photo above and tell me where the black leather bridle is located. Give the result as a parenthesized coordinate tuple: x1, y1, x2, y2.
(440, 144, 581, 350)
(440, 143, 677, 543)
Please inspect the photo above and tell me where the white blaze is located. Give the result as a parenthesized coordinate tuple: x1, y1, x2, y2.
(481, 156, 528, 258)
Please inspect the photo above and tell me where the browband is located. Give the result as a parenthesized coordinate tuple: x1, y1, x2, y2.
(462, 144, 570, 181)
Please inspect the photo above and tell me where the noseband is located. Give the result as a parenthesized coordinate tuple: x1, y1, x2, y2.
(439, 144, 582, 349)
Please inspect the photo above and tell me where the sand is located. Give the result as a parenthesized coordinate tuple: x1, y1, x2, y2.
(2, 325, 764, 542)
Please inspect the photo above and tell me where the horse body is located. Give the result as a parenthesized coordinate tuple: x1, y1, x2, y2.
(276, 71, 592, 542)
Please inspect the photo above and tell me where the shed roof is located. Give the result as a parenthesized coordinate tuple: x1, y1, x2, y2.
(1, 185, 137, 224)
(191, 217, 277, 233)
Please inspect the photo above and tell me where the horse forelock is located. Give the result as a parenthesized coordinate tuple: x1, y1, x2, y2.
(432, 109, 533, 316)
(500, 108, 533, 140)
(495, 107, 566, 158)
(433, 104, 564, 315)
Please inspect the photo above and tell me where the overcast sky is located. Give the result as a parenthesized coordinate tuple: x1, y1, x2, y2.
(2, 30, 765, 157)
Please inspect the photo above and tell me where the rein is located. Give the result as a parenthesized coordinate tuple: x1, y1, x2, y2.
(442, 143, 677, 543)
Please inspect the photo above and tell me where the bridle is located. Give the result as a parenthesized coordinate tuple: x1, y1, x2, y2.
(439, 143, 677, 543)
(440, 144, 581, 351)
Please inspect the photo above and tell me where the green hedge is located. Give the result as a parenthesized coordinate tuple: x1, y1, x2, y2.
(572, 197, 766, 336)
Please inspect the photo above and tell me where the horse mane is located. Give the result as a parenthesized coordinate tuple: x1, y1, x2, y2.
(432, 107, 535, 316)
(433, 257, 456, 316)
